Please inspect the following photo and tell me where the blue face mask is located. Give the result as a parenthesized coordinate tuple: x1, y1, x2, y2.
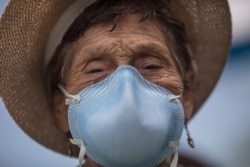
(59, 66, 184, 167)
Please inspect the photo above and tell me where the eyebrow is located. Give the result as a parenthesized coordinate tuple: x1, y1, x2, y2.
(75, 40, 175, 67)
(134, 42, 169, 55)
(131, 42, 175, 64)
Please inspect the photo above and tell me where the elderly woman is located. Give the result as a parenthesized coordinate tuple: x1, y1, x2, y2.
(0, 0, 231, 167)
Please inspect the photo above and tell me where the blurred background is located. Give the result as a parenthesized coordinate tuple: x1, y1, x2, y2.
(0, 0, 249, 166)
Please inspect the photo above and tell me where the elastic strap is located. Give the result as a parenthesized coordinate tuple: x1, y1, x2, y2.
(168, 141, 180, 167)
(168, 94, 181, 101)
(58, 84, 81, 105)
(70, 139, 87, 167)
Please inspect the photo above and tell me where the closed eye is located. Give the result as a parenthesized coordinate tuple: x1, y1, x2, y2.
(88, 68, 104, 73)
(144, 64, 162, 70)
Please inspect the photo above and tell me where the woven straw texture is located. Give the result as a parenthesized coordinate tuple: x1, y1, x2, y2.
(0, 0, 231, 156)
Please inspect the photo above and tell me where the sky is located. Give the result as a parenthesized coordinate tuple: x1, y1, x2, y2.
(0, 1, 250, 167)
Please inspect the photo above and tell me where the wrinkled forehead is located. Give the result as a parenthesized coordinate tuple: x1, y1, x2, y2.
(76, 14, 168, 46)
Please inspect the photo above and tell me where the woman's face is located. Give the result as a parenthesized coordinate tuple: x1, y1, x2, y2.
(54, 14, 194, 134)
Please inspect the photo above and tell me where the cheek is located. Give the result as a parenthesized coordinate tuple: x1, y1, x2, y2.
(53, 93, 70, 132)
(149, 70, 183, 95)
(65, 73, 103, 94)
(64, 68, 113, 94)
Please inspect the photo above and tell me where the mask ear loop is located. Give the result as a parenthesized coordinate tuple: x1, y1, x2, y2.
(70, 139, 87, 167)
(58, 84, 81, 105)
(58, 85, 86, 166)
(168, 94, 182, 101)
(168, 141, 180, 167)
(167, 94, 182, 167)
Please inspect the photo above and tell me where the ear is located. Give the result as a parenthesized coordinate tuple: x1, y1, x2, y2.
(182, 90, 194, 123)
(52, 90, 70, 132)
(181, 65, 196, 123)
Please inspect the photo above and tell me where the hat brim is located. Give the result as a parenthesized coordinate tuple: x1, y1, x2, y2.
(0, 0, 231, 155)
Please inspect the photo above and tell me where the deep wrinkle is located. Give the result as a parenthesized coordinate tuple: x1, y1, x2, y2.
(75, 41, 173, 68)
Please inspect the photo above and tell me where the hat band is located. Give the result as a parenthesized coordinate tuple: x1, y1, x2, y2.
(44, 0, 97, 68)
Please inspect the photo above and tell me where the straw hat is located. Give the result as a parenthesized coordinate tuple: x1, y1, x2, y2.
(0, 0, 231, 155)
